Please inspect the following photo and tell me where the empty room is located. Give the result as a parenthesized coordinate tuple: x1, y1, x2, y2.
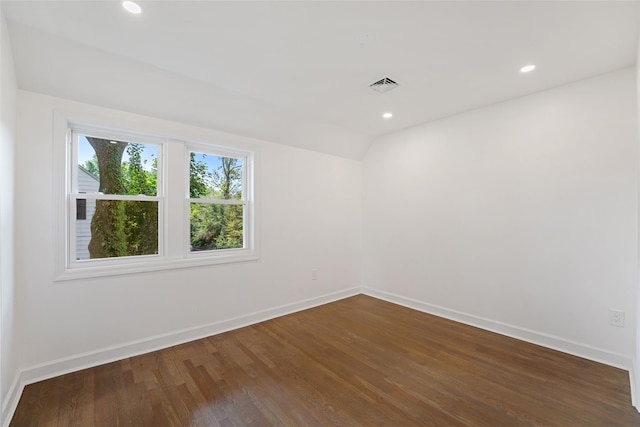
(2, 1, 640, 426)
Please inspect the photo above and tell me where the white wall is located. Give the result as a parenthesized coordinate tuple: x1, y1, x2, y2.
(10, 90, 362, 402)
(0, 12, 18, 425)
(363, 68, 638, 367)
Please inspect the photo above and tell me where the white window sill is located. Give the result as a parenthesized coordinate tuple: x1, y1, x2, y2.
(54, 251, 258, 282)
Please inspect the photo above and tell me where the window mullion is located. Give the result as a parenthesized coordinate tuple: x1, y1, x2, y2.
(187, 198, 246, 206)
(71, 194, 160, 202)
(165, 139, 186, 259)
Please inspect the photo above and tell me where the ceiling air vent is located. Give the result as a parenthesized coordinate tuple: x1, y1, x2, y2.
(369, 77, 399, 94)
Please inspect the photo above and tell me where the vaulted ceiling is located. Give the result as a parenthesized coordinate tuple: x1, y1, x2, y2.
(3, 1, 638, 159)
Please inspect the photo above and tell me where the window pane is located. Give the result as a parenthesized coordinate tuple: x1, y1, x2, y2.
(190, 152, 243, 200)
(78, 135, 158, 196)
(76, 199, 87, 220)
(76, 200, 158, 260)
(190, 203, 243, 251)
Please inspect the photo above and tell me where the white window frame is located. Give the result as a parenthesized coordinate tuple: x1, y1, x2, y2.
(68, 126, 165, 268)
(53, 110, 259, 281)
(185, 143, 254, 259)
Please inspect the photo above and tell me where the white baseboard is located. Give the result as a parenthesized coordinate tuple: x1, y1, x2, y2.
(362, 287, 633, 371)
(1, 287, 361, 427)
(631, 359, 639, 410)
(2, 373, 23, 427)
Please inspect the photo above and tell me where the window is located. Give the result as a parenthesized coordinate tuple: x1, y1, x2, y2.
(188, 149, 247, 253)
(56, 115, 257, 280)
(71, 129, 161, 263)
(76, 199, 86, 220)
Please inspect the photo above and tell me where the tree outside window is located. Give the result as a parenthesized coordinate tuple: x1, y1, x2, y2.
(189, 151, 245, 252)
(75, 134, 160, 260)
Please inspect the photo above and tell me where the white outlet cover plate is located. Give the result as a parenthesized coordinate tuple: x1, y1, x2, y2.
(609, 309, 625, 327)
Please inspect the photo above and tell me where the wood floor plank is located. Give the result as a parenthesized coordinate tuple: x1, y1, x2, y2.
(10, 295, 640, 426)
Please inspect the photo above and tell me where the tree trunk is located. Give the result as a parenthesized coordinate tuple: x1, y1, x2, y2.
(86, 138, 127, 259)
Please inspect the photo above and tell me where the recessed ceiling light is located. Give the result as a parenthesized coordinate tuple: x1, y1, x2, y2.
(383, 112, 393, 119)
(520, 64, 536, 73)
(122, 1, 142, 14)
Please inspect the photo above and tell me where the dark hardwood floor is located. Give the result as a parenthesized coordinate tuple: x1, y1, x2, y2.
(11, 295, 640, 426)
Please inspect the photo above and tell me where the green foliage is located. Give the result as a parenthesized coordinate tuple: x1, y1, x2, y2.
(190, 203, 243, 251)
(122, 200, 158, 256)
(122, 143, 156, 196)
(190, 203, 223, 251)
(119, 144, 158, 256)
(83, 155, 99, 177)
(190, 157, 244, 251)
(190, 153, 209, 198)
(213, 157, 242, 200)
(215, 205, 243, 249)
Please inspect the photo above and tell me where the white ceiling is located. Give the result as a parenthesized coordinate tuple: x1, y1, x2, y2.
(3, 1, 639, 159)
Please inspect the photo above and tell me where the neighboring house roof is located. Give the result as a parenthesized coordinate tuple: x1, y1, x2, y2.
(78, 164, 99, 183)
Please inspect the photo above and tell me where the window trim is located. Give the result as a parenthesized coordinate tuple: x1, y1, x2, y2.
(68, 127, 165, 267)
(53, 110, 259, 282)
(185, 143, 254, 257)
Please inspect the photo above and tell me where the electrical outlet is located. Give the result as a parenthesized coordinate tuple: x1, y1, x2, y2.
(609, 309, 625, 327)
(312, 269, 318, 281)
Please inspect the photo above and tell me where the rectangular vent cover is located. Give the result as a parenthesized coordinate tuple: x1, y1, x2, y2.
(370, 77, 399, 93)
